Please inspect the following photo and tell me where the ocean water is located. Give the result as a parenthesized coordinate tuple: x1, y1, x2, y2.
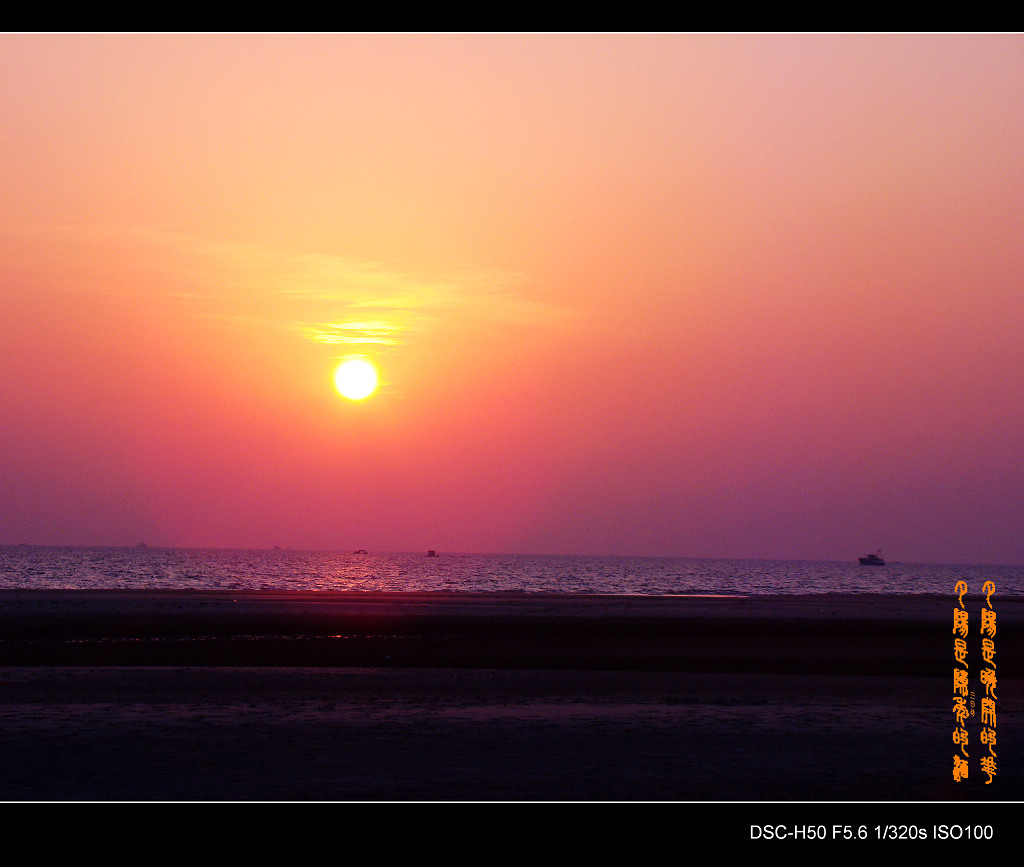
(1, 546, 1022, 596)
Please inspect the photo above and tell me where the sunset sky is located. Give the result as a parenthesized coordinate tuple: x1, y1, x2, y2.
(2, 33, 1023, 564)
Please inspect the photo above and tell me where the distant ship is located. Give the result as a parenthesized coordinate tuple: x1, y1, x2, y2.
(426, 550, 438, 557)
(858, 550, 885, 566)
(352, 549, 368, 555)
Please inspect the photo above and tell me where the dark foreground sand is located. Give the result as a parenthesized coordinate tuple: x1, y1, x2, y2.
(0, 591, 1019, 801)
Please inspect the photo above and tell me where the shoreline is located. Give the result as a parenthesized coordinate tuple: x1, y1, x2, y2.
(0, 591, 1017, 800)
(0, 585, 1015, 675)
(1, 590, 1018, 672)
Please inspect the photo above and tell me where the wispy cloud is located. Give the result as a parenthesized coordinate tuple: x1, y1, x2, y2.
(301, 320, 406, 346)
(182, 236, 588, 349)
(1, 225, 585, 350)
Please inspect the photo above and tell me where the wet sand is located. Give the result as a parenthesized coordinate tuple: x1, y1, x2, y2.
(0, 591, 1019, 801)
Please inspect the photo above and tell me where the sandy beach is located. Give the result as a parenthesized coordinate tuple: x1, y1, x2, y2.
(0, 591, 1019, 801)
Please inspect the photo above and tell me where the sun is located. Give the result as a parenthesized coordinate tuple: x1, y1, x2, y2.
(333, 358, 379, 400)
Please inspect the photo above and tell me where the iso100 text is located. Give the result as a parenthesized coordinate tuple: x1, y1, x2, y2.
(750, 825, 994, 841)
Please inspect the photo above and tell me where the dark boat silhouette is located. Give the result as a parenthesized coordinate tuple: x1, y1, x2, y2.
(858, 550, 885, 566)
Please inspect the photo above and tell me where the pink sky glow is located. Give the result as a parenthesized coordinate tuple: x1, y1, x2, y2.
(2, 33, 1023, 564)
